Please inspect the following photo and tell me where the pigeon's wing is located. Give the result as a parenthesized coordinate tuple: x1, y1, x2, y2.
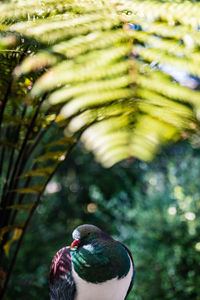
(119, 243, 135, 299)
(49, 246, 76, 300)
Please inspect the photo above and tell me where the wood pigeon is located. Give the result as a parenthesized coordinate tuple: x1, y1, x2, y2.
(49, 224, 135, 300)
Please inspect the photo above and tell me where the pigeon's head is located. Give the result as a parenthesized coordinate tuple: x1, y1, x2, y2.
(71, 224, 110, 250)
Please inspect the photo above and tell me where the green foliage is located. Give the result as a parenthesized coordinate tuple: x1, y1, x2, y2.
(98, 145, 200, 300)
(1, 0, 200, 298)
(6, 142, 200, 299)
(1, 0, 200, 167)
(0, 25, 76, 297)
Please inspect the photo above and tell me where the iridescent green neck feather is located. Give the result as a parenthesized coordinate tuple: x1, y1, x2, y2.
(70, 225, 130, 283)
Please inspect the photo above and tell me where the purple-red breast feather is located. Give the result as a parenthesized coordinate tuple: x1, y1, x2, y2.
(50, 247, 72, 283)
(49, 247, 76, 300)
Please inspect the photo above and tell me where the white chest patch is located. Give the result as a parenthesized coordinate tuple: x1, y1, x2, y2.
(72, 256, 133, 300)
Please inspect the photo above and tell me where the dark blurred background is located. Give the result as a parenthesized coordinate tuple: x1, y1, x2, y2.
(6, 141, 200, 300)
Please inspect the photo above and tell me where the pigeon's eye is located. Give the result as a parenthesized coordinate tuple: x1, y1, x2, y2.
(87, 232, 91, 236)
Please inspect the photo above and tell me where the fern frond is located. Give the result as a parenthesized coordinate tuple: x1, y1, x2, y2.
(1, 0, 200, 169)
(116, 0, 200, 27)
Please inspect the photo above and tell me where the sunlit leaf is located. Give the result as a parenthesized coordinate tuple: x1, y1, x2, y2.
(14, 51, 61, 77)
(46, 137, 75, 148)
(60, 89, 134, 118)
(16, 185, 45, 194)
(35, 151, 67, 162)
(20, 168, 54, 178)
(3, 228, 23, 257)
(0, 225, 23, 241)
(4, 204, 34, 211)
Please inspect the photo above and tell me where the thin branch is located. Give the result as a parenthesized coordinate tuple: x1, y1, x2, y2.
(0, 106, 26, 208)
(8, 121, 56, 226)
(0, 49, 27, 133)
(0, 81, 12, 133)
(5, 98, 45, 205)
(0, 147, 6, 187)
(9, 119, 67, 227)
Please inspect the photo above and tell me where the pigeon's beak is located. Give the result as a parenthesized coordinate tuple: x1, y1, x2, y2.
(71, 239, 80, 249)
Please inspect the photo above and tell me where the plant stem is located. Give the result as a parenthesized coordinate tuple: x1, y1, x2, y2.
(0, 137, 78, 298)
(1, 99, 45, 230)
(0, 82, 12, 133)
(0, 105, 26, 208)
